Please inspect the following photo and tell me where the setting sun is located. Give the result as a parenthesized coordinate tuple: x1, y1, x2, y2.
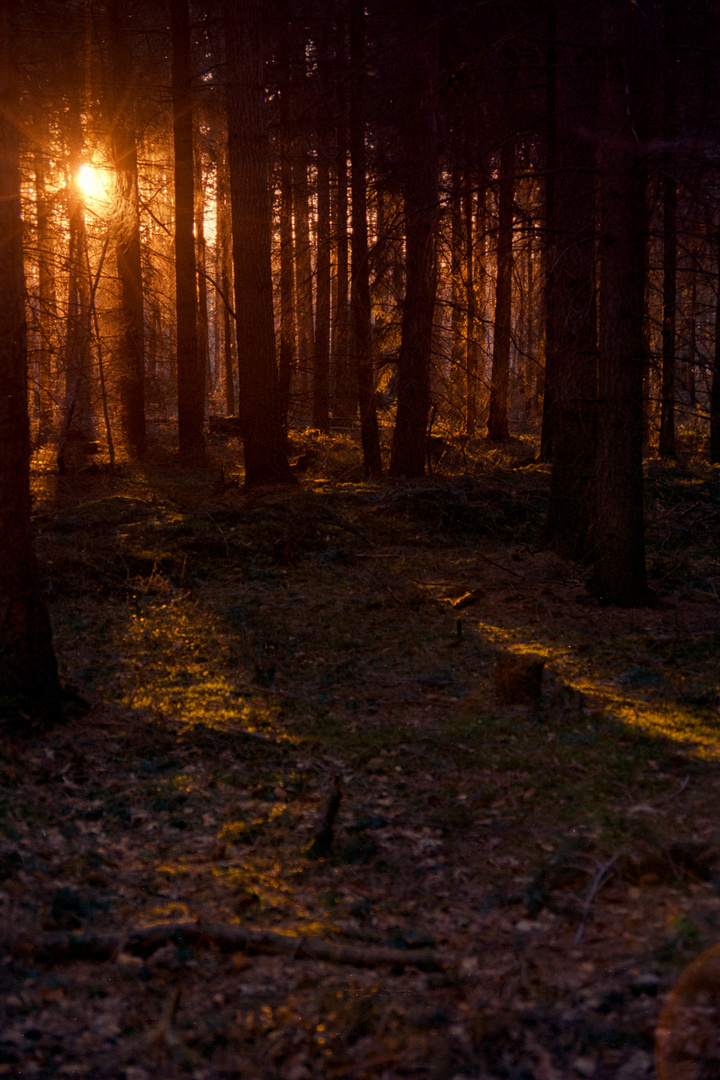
(77, 162, 109, 202)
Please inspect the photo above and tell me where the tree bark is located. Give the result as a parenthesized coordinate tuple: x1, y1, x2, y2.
(711, 219, 720, 464)
(170, 0, 205, 461)
(487, 136, 514, 442)
(349, 0, 382, 477)
(0, 0, 61, 725)
(544, 0, 599, 561)
(225, 0, 293, 486)
(106, 0, 147, 458)
(313, 28, 332, 434)
(389, 0, 439, 478)
(465, 183, 478, 437)
(659, 0, 678, 459)
(590, 1, 649, 605)
(332, 59, 353, 419)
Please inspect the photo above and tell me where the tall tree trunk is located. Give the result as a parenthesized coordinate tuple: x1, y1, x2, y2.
(544, 0, 599, 560)
(33, 140, 55, 443)
(711, 219, 720, 464)
(59, 95, 95, 472)
(389, 1, 439, 478)
(539, 6, 557, 463)
(0, 0, 61, 725)
(591, 1, 649, 605)
(465, 183, 478, 437)
(659, 0, 678, 459)
(487, 136, 514, 441)
(216, 146, 235, 415)
(106, 0, 147, 457)
(170, 0, 205, 461)
(277, 9, 295, 430)
(194, 139, 210, 410)
(225, 0, 293, 486)
(349, 0, 381, 477)
(332, 63, 352, 419)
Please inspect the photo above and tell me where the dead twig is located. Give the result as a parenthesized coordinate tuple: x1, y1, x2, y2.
(476, 552, 524, 579)
(654, 774, 690, 806)
(575, 853, 624, 943)
(26, 921, 447, 971)
(364, 566, 404, 606)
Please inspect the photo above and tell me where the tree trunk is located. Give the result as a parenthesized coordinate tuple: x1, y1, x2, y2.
(465, 183, 478, 437)
(33, 140, 55, 443)
(313, 120, 331, 430)
(0, 0, 61, 725)
(349, 0, 382, 477)
(544, 0, 599, 561)
(659, 0, 678, 459)
(590, 1, 649, 605)
(170, 0, 205, 461)
(487, 136, 514, 441)
(332, 65, 353, 419)
(277, 10, 295, 431)
(225, 0, 293, 486)
(194, 138, 210, 410)
(106, 0, 147, 458)
(711, 219, 720, 464)
(389, 2, 439, 478)
(216, 146, 235, 416)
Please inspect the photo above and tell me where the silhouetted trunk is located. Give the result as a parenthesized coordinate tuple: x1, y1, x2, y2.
(349, 0, 381, 477)
(216, 146, 235, 416)
(465, 183, 478, 437)
(313, 57, 331, 432)
(591, 1, 649, 605)
(171, 0, 205, 460)
(106, 0, 146, 457)
(390, 1, 439, 477)
(487, 136, 514, 441)
(659, 0, 678, 459)
(0, 0, 61, 725)
(539, 10, 557, 463)
(332, 67, 352, 418)
(545, 0, 599, 560)
(194, 139, 210, 408)
(33, 140, 55, 442)
(59, 94, 95, 471)
(711, 220, 720, 464)
(277, 9, 295, 430)
(225, 0, 293, 485)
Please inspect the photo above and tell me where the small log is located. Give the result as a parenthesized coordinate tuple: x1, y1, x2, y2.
(494, 652, 545, 707)
(24, 921, 447, 971)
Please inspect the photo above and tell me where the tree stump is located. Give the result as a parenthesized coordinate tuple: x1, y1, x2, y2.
(494, 653, 545, 707)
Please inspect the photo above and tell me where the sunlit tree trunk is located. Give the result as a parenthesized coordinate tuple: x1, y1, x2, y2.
(591, 0, 649, 605)
(225, 0, 293, 486)
(216, 146, 235, 416)
(277, 8, 295, 431)
(332, 67, 353, 419)
(390, 0, 439, 478)
(465, 183, 478, 437)
(59, 96, 95, 471)
(33, 140, 55, 443)
(545, 0, 598, 561)
(106, 0, 147, 457)
(313, 28, 332, 434)
(170, 0, 205, 461)
(487, 136, 514, 441)
(349, 0, 382, 477)
(0, 0, 61, 725)
(194, 138, 210, 410)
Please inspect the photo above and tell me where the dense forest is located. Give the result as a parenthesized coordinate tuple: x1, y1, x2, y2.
(2, 1, 720, 1077)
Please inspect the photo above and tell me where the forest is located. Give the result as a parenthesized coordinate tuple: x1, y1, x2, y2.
(1, 0, 720, 1077)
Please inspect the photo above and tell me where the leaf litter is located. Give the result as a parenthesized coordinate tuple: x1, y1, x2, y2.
(1, 432, 720, 1078)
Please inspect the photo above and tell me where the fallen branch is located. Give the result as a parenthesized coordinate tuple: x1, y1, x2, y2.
(575, 853, 624, 943)
(476, 553, 524, 579)
(24, 921, 447, 971)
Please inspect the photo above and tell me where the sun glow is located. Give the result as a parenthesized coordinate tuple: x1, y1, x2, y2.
(77, 163, 110, 203)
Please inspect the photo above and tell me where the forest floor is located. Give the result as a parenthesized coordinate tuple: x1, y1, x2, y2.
(1, 426, 720, 1080)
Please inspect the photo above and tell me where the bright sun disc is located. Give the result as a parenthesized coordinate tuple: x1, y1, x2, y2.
(77, 163, 103, 199)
